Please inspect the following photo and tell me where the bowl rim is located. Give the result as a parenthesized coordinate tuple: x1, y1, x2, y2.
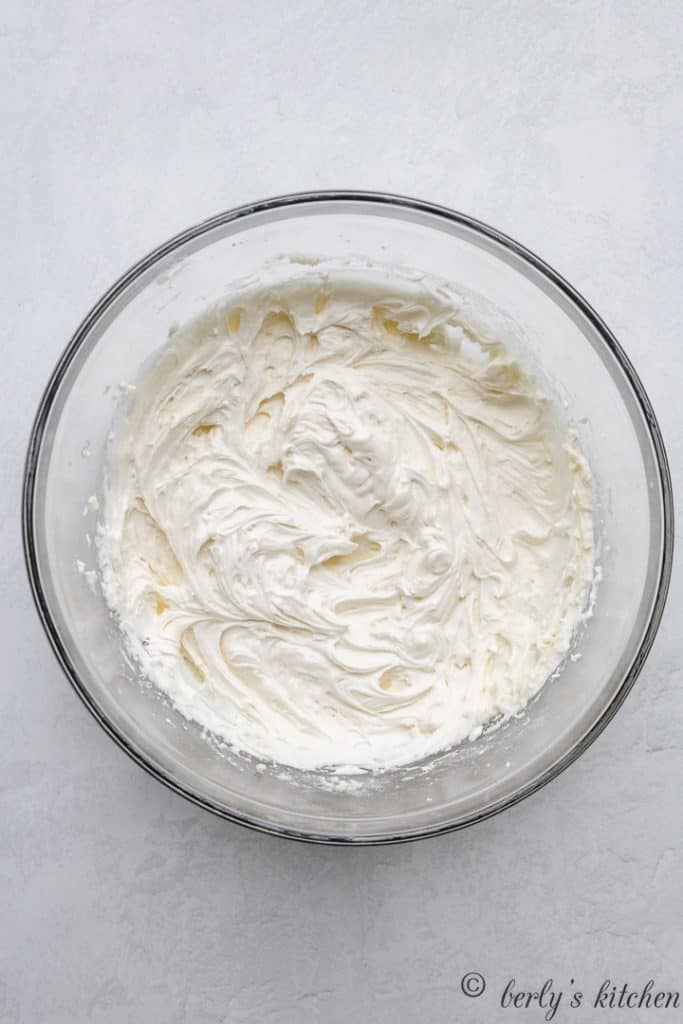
(22, 189, 675, 845)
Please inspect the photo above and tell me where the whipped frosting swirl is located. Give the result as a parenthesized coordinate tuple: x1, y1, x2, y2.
(98, 270, 594, 770)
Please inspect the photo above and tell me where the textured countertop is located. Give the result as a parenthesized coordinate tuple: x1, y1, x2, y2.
(1, 2, 681, 1021)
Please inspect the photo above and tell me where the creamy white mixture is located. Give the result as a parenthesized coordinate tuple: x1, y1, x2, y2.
(98, 270, 594, 771)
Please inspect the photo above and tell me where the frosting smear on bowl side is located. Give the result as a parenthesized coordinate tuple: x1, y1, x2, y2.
(98, 270, 594, 771)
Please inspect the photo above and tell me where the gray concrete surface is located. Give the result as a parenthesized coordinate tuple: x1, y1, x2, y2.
(1, 1, 681, 1021)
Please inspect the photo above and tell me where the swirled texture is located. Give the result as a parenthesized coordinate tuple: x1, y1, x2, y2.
(98, 271, 594, 770)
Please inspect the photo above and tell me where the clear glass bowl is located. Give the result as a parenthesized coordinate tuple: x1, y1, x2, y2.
(23, 192, 673, 844)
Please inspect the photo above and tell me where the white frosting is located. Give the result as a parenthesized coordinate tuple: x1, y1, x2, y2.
(98, 269, 594, 771)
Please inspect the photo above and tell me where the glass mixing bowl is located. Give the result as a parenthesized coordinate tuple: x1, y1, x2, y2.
(23, 192, 673, 844)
